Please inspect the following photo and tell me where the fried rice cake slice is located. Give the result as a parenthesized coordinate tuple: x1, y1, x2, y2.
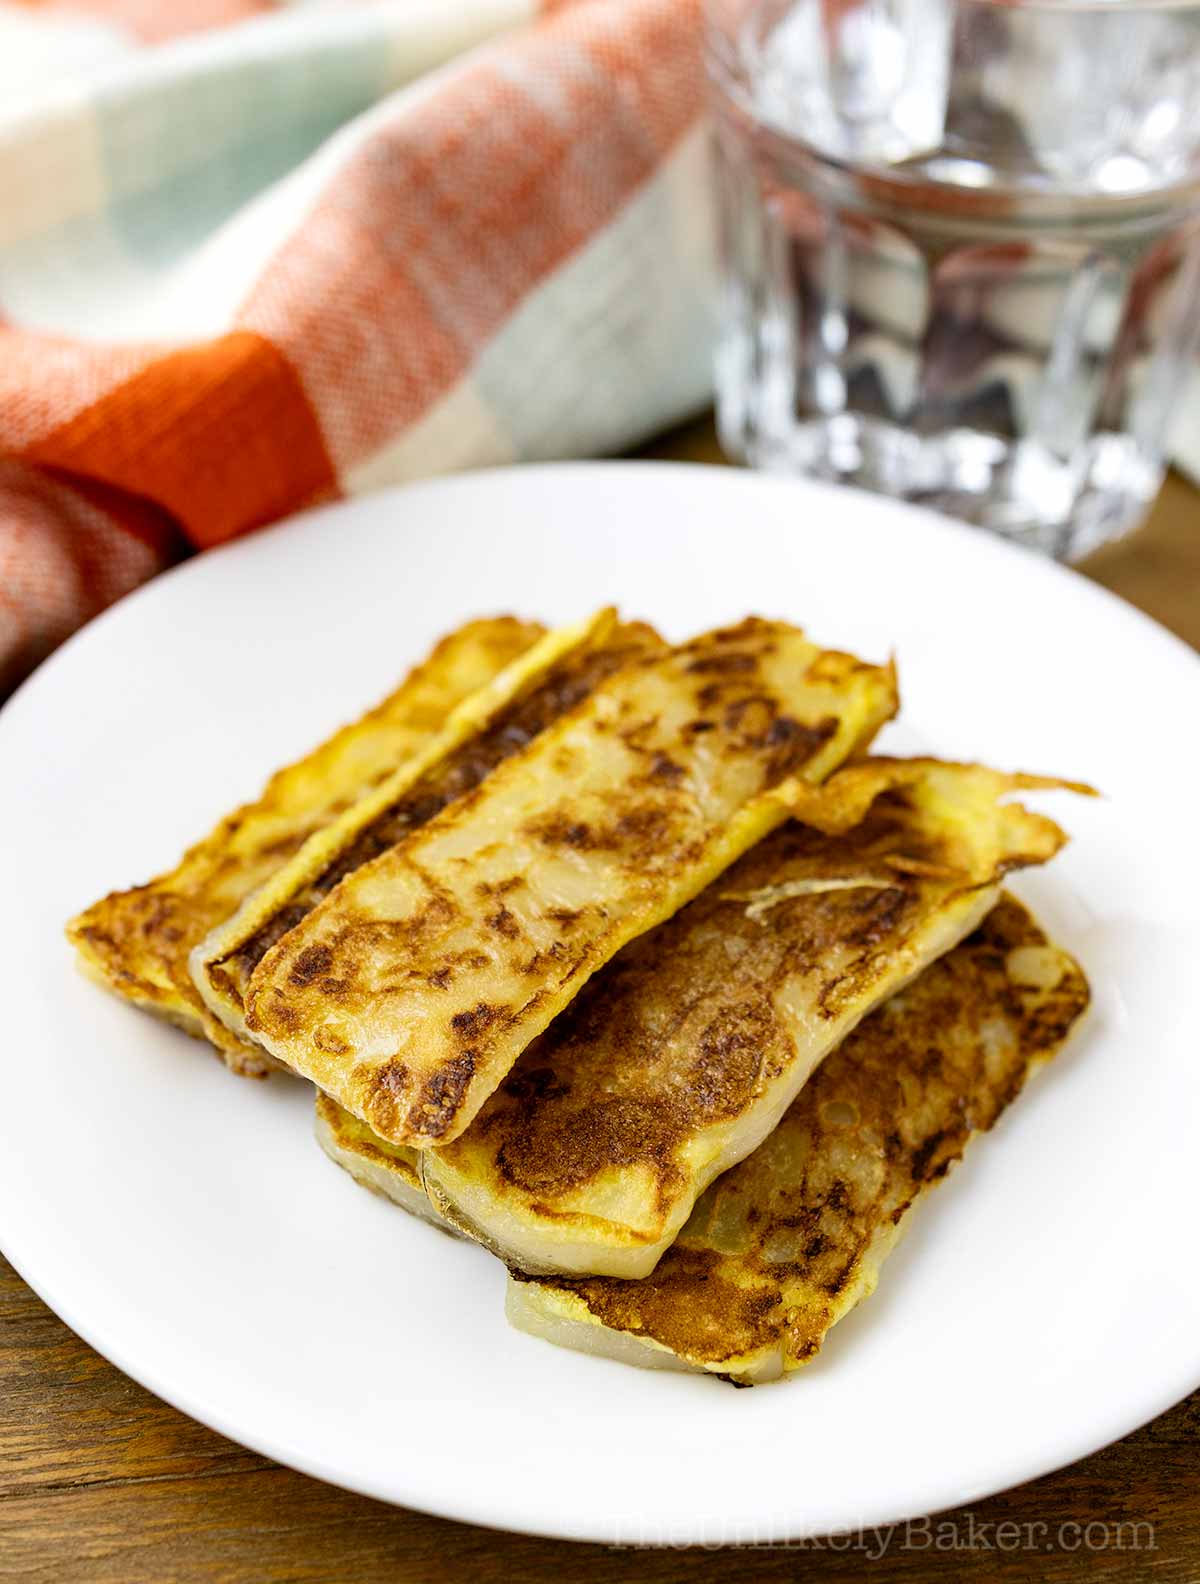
(192, 613, 666, 1054)
(507, 895, 1090, 1383)
(244, 620, 899, 1147)
(66, 616, 544, 1076)
(422, 759, 1086, 1275)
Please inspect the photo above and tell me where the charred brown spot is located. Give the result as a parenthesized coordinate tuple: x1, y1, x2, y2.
(451, 1002, 504, 1040)
(723, 694, 778, 740)
(613, 806, 678, 860)
(767, 716, 800, 745)
(528, 813, 596, 850)
(253, 997, 297, 1034)
(534, 1246, 778, 1373)
(477, 875, 523, 897)
(374, 1059, 409, 1097)
(529, 802, 678, 862)
(769, 715, 839, 779)
(519, 941, 571, 976)
(502, 1066, 570, 1104)
(407, 1052, 477, 1139)
(688, 1002, 777, 1123)
(644, 752, 685, 786)
(486, 906, 521, 940)
(287, 944, 334, 988)
(910, 1131, 949, 1182)
(686, 652, 757, 676)
(497, 1095, 682, 1199)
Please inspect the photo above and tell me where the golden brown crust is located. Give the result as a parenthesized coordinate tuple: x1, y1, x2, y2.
(246, 621, 899, 1146)
(515, 896, 1090, 1379)
(425, 760, 1079, 1275)
(66, 617, 544, 1072)
(209, 622, 666, 1010)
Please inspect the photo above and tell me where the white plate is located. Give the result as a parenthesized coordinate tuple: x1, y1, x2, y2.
(2, 463, 1198, 1546)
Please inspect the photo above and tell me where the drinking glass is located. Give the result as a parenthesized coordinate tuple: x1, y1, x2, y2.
(706, 0, 1200, 556)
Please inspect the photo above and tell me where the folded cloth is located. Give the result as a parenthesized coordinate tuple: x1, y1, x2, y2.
(0, 0, 712, 695)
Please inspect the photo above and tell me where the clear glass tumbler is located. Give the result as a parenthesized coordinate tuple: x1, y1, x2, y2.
(707, 0, 1200, 556)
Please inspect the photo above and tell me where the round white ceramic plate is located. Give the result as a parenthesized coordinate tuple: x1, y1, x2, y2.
(2, 463, 1198, 1546)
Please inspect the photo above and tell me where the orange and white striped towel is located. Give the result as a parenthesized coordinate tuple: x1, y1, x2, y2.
(0, 0, 712, 695)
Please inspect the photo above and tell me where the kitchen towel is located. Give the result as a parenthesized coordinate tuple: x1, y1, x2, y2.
(0, 0, 712, 694)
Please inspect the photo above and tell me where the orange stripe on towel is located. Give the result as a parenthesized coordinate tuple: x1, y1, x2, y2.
(24, 331, 337, 549)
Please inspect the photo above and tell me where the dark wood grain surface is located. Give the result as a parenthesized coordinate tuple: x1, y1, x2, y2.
(3, 419, 1198, 1582)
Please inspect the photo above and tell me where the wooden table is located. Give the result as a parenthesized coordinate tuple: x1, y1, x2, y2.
(3, 419, 1198, 1582)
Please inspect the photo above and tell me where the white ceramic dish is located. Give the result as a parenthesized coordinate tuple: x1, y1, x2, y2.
(2, 464, 1197, 1546)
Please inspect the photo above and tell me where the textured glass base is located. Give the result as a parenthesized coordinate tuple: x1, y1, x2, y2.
(718, 403, 1162, 561)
